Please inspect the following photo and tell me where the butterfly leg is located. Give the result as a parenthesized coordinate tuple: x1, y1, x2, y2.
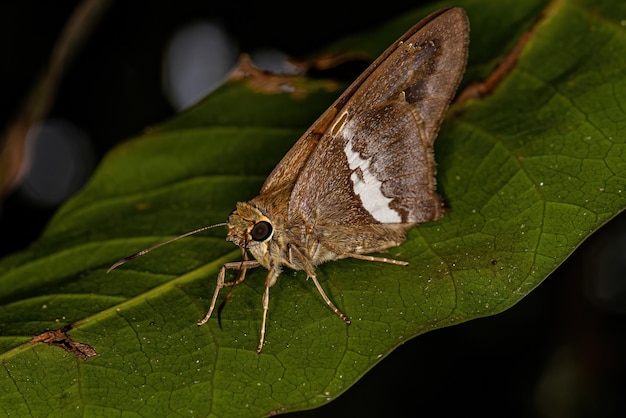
(197, 259, 260, 326)
(257, 279, 270, 353)
(289, 243, 352, 326)
(309, 275, 351, 325)
(257, 268, 283, 353)
(344, 253, 409, 266)
(311, 252, 407, 323)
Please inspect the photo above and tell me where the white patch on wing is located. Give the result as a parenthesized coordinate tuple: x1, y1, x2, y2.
(343, 136, 401, 223)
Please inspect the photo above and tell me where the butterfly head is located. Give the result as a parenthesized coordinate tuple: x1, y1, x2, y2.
(226, 202, 274, 252)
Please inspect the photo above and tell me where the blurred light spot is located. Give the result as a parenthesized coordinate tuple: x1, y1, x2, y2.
(19, 119, 95, 207)
(162, 21, 238, 110)
(249, 48, 300, 74)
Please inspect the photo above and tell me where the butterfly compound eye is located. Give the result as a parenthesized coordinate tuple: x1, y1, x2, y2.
(251, 221, 273, 242)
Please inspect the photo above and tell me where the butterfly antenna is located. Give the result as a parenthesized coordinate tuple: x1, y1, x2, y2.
(107, 223, 228, 273)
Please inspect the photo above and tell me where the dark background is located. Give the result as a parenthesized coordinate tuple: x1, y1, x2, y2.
(1, 1, 624, 417)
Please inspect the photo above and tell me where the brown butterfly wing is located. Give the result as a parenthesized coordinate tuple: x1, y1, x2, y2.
(259, 8, 468, 200)
(286, 8, 469, 230)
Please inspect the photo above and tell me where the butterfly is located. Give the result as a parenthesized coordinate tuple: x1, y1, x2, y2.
(109, 7, 469, 353)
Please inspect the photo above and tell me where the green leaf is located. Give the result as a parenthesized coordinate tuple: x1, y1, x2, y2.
(2, 0, 625, 416)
